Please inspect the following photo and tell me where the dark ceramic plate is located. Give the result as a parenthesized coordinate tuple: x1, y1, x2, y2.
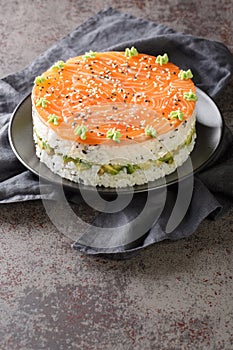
(8, 87, 223, 195)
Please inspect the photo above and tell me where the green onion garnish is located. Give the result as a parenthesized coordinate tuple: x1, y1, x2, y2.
(169, 109, 184, 121)
(156, 53, 169, 65)
(47, 114, 61, 125)
(52, 60, 65, 69)
(34, 75, 46, 84)
(183, 90, 198, 101)
(84, 50, 97, 59)
(106, 128, 122, 143)
(144, 125, 157, 138)
(125, 47, 139, 58)
(74, 125, 88, 140)
(36, 97, 49, 108)
(178, 69, 193, 80)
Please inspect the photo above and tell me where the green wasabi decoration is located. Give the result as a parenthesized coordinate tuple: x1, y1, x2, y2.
(52, 60, 65, 69)
(169, 109, 184, 121)
(144, 125, 157, 138)
(34, 75, 46, 84)
(36, 97, 49, 108)
(183, 90, 198, 101)
(125, 47, 139, 58)
(106, 128, 122, 143)
(84, 50, 97, 59)
(74, 125, 88, 140)
(156, 53, 169, 65)
(47, 114, 61, 125)
(178, 69, 193, 80)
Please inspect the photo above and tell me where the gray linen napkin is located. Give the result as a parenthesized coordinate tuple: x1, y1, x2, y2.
(1, 8, 233, 257)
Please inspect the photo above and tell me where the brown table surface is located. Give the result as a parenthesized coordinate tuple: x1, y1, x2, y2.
(1, 1, 233, 349)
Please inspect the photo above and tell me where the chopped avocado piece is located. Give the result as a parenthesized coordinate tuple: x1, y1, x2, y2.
(158, 152, 174, 164)
(112, 164, 125, 171)
(63, 155, 91, 170)
(36, 137, 44, 150)
(98, 168, 105, 176)
(76, 162, 91, 171)
(63, 155, 75, 163)
(101, 164, 122, 175)
(126, 164, 139, 174)
(139, 161, 151, 170)
(35, 134, 54, 155)
(99, 163, 139, 175)
(41, 141, 54, 155)
(185, 131, 194, 146)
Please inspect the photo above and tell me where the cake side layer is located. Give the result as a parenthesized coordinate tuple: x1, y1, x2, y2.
(33, 117, 196, 188)
(32, 104, 196, 165)
(34, 131, 196, 188)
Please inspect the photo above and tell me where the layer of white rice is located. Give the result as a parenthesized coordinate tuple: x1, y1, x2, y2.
(33, 133, 196, 188)
(32, 103, 196, 187)
(32, 104, 196, 165)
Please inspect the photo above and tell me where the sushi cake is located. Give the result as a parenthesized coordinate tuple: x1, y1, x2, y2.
(32, 48, 197, 188)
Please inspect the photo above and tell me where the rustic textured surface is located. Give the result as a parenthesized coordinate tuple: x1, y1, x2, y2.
(1, 1, 233, 349)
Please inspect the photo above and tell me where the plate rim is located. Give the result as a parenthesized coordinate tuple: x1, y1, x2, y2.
(8, 87, 225, 195)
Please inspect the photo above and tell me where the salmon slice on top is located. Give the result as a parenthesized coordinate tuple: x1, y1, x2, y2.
(32, 48, 197, 187)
